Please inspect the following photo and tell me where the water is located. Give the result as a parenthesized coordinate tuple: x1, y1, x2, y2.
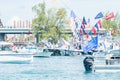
(0, 56, 120, 80)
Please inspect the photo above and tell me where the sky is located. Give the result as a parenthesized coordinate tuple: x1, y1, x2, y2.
(0, 0, 120, 26)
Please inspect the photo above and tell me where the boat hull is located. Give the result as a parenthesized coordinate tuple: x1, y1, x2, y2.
(95, 65, 120, 72)
(0, 56, 33, 64)
(33, 52, 52, 57)
(0, 53, 33, 64)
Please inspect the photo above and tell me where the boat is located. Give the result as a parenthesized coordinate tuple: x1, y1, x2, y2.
(33, 48, 53, 57)
(0, 41, 33, 64)
(83, 49, 120, 72)
(94, 49, 120, 72)
(16, 43, 38, 54)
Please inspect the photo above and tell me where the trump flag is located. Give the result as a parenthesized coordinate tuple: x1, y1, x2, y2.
(83, 36, 98, 53)
(106, 12, 115, 20)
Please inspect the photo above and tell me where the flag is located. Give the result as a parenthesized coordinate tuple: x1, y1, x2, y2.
(106, 12, 115, 20)
(88, 30, 92, 35)
(81, 21, 85, 29)
(83, 36, 98, 53)
(70, 10, 77, 35)
(92, 26, 97, 35)
(81, 25, 86, 34)
(111, 29, 116, 35)
(70, 18, 75, 35)
(79, 29, 83, 35)
(82, 17, 87, 25)
(95, 12, 103, 19)
(77, 33, 82, 39)
(86, 33, 89, 39)
(94, 23, 99, 31)
(71, 10, 76, 19)
(87, 18, 90, 27)
(98, 19, 102, 28)
(75, 22, 79, 28)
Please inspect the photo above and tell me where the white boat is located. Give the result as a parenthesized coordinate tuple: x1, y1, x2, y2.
(0, 41, 33, 63)
(94, 65, 120, 72)
(16, 44, 38, 54)
(33, 48, 53, 57)
(94, 49, 120, 72)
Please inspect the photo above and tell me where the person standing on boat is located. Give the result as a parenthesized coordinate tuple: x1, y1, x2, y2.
(106, 54, 112, 65)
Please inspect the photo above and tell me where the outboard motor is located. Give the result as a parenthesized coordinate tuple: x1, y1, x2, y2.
(83, 56, 94, 72)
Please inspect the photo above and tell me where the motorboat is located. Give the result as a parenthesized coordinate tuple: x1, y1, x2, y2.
(94, 49, 120, 72)
(83, 49, 120, 72)
(33, 48, 53, 57)
(0, 41, 33, 64)
(16, 44, 38, 54)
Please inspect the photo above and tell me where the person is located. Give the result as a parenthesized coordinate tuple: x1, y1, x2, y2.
(106, 54, 112, 65)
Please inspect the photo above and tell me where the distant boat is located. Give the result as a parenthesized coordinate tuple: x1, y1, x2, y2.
(45, 47, 82, 56)
(16, 43, 38, 54)
(33, 48, 53, 57)
(0, 41, 33, 64)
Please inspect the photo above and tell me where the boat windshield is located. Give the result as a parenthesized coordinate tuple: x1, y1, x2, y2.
(0, 45, 12, 51)
(109, 50, 120, 57)
(109, 50, 120, 54)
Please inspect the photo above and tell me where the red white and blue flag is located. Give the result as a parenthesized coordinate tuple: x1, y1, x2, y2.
(106, 12, 115, 20)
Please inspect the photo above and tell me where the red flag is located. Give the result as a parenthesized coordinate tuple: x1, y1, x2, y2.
(86, 34, 89, 39)
(70, 18, 75, 35)
(98, 20, 102, 28)
(79, 29, 83, 35)
(92, 27, 97, 35)
(111, 29, 116, 35)
(106, 12, 114, 20)
(82, 21, 85, 29)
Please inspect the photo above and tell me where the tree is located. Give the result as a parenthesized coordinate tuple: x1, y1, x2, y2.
(32, 2, 68, 44)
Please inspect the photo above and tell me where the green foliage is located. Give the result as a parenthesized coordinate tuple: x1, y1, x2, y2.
(32, 2, 69, 44)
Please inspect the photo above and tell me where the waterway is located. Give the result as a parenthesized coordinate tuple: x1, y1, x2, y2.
(0, 56, 120, 80)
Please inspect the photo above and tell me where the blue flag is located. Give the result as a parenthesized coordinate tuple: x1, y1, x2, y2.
(95, 12, 103, 19)
(83, 36, 98, 53)
(71, 10, 76, 19)
(94, 23, 99, 31)
(88, 30, 92, 35)
(77, 33, 82, 39)
(82, 17, 87, 25)
(81, 25, 86, 34)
